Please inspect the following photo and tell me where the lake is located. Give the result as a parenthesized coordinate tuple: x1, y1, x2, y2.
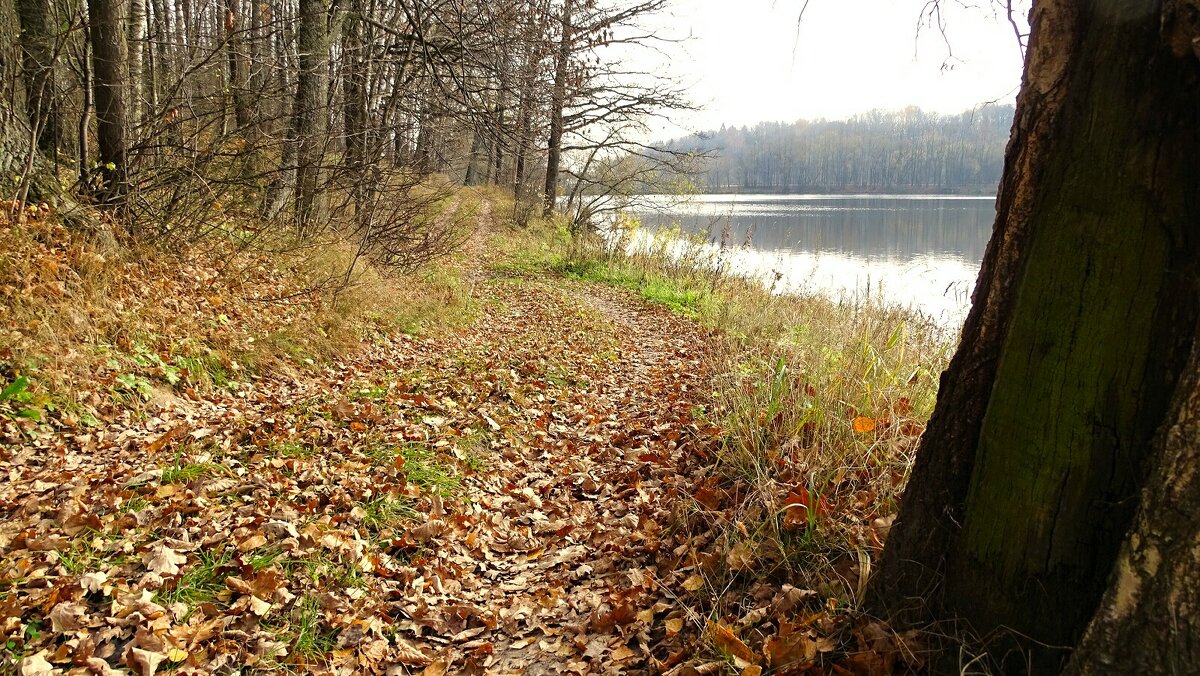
(624, 194, 996, 325)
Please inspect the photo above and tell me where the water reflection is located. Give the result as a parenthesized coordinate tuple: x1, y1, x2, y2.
(626, 194, 996, 325)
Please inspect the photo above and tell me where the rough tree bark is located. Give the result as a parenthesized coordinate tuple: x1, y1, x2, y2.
(291, 0, 329, 231)
(1064, 317, 1200, 673)
(871, 1, 1200, 672)
(341, 0, 368, 218)
(87, 0, 130, 208)
(15, 0, 60, 155)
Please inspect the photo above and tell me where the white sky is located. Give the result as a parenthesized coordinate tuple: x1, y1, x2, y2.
(645, 0, 1030, 133)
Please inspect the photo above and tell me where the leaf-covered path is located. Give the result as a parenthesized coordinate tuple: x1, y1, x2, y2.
(0, 245, 735, 674)
(396, 276, 719, 674)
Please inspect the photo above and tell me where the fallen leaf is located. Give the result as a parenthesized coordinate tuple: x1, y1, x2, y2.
(18, 652, 55, 676)
(707, 620, 757, 667)
(126, 647, 168, 676)
(393, 637, 432, 666)
(80, 571, 109, 593)
(146, 423, 189, 454)
(143, 544, 187, 575)
(249, 596, 272, 616)
(48, 601, 86, 632)
(853, 416, 877, 434)
(726, 541, 755, 571)
(238, 533, 268, 551)
(407, 520, 448, 542)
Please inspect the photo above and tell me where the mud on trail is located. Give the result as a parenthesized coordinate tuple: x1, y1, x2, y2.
(0, 253, 743, 674)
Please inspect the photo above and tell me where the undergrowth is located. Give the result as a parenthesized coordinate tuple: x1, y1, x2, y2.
(0, 190, 476, 435)
(487, 194, 954, 608)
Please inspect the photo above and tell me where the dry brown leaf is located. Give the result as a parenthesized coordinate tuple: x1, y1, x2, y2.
(707, 620, 758, 667)
(146, 423, 189, 454)
(249, 596, 272, 616)
(126, 647, 168, 676)
(18, 652, 55, 676)
(408, 520, 448, 542)
(143, 544, 186, 575)
(80, 571, 109, 593)
(393, 637, 432, 666)
(48, 601, 86, 633)
(238, 533, 268, 551)
(726, 541, 755, 571)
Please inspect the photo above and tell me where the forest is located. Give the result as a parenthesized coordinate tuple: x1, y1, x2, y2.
(667, 105, 1014, 194)
(2, 0, 690, 243)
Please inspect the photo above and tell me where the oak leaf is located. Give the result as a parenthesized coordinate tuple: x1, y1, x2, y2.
(17, 651, 55, 676)
(143, 544, 186, 575)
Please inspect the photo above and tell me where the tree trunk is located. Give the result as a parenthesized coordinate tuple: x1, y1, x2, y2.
(1065, 314, 1200, 674)
(542, 0, 571, 217)
(464, 124, 483, 186)
(871, 1, 1200, 673)
(492, 103, 505, 186)
(15, 0, 60, 156)
(341, 0, 367, 219)
(291, 0, 329, 232)
(513, 68, 534, 196)
(224, 0, 251, 129)
(77, 32, 93, 188)
(88, 0, 130, 208)
(128, 0, 146, 126)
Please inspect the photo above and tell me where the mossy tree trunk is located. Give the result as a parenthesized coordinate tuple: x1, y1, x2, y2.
(871, 1, 1200, 672)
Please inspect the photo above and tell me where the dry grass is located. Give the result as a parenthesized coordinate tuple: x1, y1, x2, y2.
(487, 203, 955, 608)
(0, 198, 475, 423)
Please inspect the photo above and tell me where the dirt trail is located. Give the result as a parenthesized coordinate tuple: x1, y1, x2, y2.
(390, 272, 719, 674)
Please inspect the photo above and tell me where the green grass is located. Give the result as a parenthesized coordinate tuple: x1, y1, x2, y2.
(272, 440, 316, 459)
(174, 352, 233, 388)
(156, 547, 233, 606)
(360, 495, 419, 534)
(363, 442, 460, 495)
(161, 461, 226, 484)
(292, 595, 337, 659)
(398, 443, 460, 496)
(119, 496, 151, 513)
(58, 539, 101, 575)
(299, 552, 365, 589)
(249, 546, 290, 572)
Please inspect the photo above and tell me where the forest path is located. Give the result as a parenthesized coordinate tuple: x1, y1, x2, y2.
(387, 259, 722, 673)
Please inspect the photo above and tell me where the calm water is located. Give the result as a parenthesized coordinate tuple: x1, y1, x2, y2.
(625, 194, 996, 325)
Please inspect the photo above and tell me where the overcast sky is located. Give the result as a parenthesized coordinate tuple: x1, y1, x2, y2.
(643, 0, 1031, 133)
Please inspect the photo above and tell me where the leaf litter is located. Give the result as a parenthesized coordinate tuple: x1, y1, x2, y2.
(1, 227, 924, 674)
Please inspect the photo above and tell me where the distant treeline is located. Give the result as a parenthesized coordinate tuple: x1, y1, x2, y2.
(667, 105, 1015, 195)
